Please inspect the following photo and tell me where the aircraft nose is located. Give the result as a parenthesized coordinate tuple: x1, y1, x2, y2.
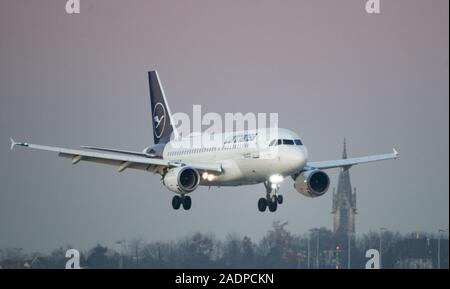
(287, 146, 306, 170)
(294, 147, 307, 168)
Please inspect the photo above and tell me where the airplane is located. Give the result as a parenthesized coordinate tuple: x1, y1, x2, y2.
(10, 70, 399, 212)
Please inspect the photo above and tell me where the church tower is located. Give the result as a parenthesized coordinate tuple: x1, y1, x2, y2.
(332, 139, 357, 238)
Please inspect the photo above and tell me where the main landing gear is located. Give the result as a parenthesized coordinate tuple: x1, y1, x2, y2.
(172, 195, 192, 210)
(258, 181, 283, 213)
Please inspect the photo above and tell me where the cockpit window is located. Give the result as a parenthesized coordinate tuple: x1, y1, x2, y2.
(283, 139, 294, 145)
(270, 138, 302, 146)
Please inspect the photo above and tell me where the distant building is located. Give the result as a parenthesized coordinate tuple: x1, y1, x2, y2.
(332, 140, 357, 268)
(332, 140, 357, 238)
(395, 233, 435, 269)
(395, 258, 433, 269)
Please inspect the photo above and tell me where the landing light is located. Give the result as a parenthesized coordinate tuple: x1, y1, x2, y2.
(269, 174, 284, 184)
(202, 172, 216, 182)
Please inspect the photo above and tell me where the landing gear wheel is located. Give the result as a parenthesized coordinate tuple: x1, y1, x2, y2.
(258, 198, 267, 212)
(172, 195, 181, 210)
(268, 200, 278, 212)
(182, 195, 192, 210)
(277, 194, 283, 205)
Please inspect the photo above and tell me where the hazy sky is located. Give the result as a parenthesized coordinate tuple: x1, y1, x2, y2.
(0, 0, 448, 253)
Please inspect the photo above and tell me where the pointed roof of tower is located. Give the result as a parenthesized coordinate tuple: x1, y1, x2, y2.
(333, 139, 357, 235)
(342, 138, 347, 159)
(336, 139, 352, 199)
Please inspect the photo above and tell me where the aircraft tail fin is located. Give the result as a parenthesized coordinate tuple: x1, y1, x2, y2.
(148, 70, 176, 144)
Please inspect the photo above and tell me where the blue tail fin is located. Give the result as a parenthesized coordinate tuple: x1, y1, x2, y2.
(148, 71, 175, 144)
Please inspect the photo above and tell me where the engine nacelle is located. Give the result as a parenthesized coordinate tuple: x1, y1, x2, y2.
(163, 167, 200, 194)
(294, 169, 330, 198)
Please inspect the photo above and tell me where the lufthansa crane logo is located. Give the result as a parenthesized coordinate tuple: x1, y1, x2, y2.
(153, 102, 166, 138)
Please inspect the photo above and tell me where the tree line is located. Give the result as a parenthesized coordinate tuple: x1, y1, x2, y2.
(0, 221, 448, 269)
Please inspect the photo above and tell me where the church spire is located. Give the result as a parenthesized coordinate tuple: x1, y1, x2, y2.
(342, 138, 347, 159)
(333, 139, 356, 236)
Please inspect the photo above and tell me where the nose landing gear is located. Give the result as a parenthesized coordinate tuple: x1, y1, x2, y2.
(276, 194, 283, 205)
(258, 181, 283, 212)
(172, 195, 192, 210)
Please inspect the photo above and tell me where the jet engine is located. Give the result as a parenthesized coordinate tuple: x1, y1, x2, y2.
(294, 169, 330, 198)
(163, 167, 200, 194)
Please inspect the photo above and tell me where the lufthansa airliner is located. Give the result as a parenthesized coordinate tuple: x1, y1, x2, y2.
(10, 71, 398, 212)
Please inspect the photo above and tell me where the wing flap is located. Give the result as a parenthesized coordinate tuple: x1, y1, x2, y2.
(59, 152, 165, 173)
(80, 145, 155, 158)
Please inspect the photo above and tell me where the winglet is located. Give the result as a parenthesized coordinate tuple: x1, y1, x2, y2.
(9, 138, 28, 150)
(393, 148, 399, 157)
(9, 137, 16, 151)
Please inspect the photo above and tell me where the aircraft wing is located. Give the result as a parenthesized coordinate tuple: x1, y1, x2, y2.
(9, 138, 222, 174)
(306, 148, 399, 170)
(80, 145, 154, 157)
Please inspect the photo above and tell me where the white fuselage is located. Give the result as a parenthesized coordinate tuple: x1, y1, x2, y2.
(163, 128, 308, 186)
